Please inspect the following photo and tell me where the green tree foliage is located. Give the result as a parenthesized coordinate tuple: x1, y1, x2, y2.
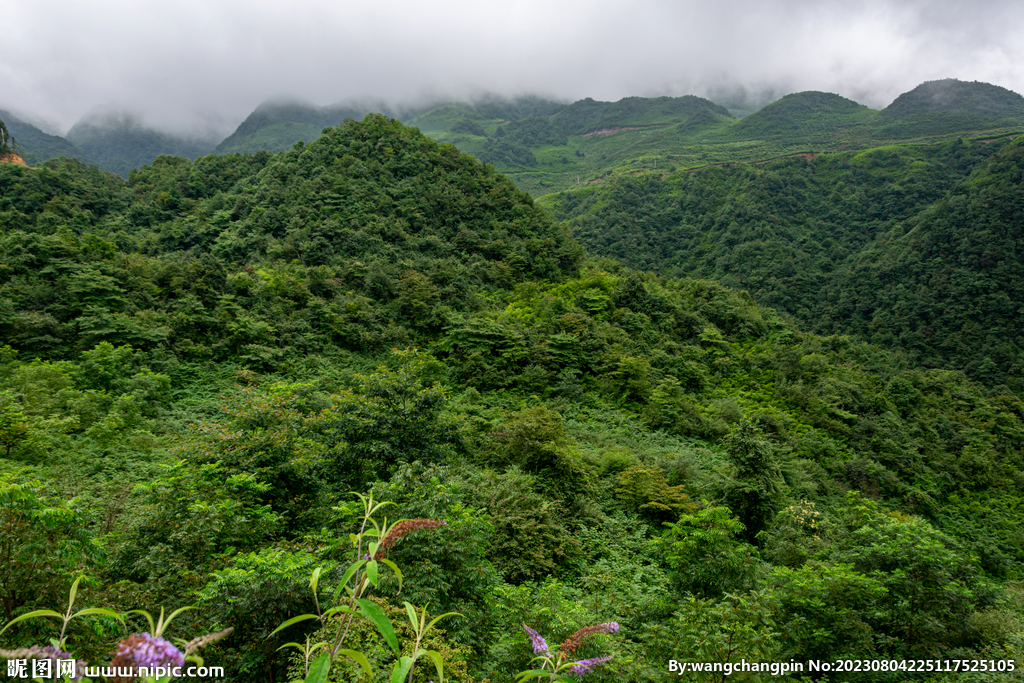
(465, 468, 582, 584)
(106, 462, 281, 593)
(3, 109, 1024, 681)
(186, 350, 460, 514)
(481, 137, 537, 167)
(878, 79, 1024, 138)
(550, 136, 1024, 389)
(486, 406, 591, 496)
(0, 391, 28, 458)
(722, 421, 784, 542)
(831, 137, 1024, 388)
(368, 463, 497, 654)
(821, 493, 984, 656)
(449, 118, 487, 137)
(765, 562, 886, 662)
(0, 480, 101, 623)
(642, 591, 778, 683)
(654, 506, 759, 598)
(0, 114, 582, 364)
(615, 465, 695, 523)
(727, 91, 874, 142)
(197, 549, 326, 679)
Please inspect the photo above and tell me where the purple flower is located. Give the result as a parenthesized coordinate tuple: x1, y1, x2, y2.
(570, 655, 614, 676)
(522, 623, 549, 655)
(109, 633, 185, 682)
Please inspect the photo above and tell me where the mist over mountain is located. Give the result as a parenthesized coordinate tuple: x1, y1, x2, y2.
(882, 79, 1024, 120)
(875, 79, 1024, 139)
(66, 109, 220, 177)
(0, 109, 90, 165)
(214, 97, 403, 154)
(5, 78, 1024, 184)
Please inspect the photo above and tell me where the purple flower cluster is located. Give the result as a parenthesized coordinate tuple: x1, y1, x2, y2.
(522, 623, 550, 655)
(109, 633, 185, 681)
(570, 655, 614, 676)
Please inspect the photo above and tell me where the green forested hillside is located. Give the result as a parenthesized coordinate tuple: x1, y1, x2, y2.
(828, 137, 1024, 386)
(12, 79, 1023, 190)
(2, 115, 1024, 683)
(545, 134, 1024, 389)
(719, 91, 875, 144)
(0, 109, 91, 165)
(210, 80, 1024, 198)
(214, 99, 403, 154)
(66, 112, 218, 178)
(877, 79, 1024, 139)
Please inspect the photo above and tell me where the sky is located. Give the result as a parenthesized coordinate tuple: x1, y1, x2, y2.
(2, 0, 1022, 137)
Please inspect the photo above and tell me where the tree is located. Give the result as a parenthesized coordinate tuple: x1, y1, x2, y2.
(654, 506, 759, 598)
(0, 480, 101, 623)
(643, 591, 779, 683)
(822, 493, 982, 656)
(722, 421, 784, 542)
(0, 391, 28, 458)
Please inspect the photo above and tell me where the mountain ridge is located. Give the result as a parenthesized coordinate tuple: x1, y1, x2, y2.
(5, 78, 1024, 185)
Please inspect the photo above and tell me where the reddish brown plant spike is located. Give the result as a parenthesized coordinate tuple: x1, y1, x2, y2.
(374, 519, 446, 560)
(559, 622, 620, 656)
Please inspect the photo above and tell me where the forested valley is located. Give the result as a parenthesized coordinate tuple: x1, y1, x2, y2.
(1, 108, 1024, 682)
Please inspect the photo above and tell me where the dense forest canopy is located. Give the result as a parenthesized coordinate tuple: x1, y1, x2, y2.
(1, 111, 1024, 682)
(546, 134, 1024, 390)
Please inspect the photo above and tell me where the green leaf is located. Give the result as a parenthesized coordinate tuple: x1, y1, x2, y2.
(366, 560, 378, 588)
(514, 669, 575, 683)
(0, 609, 63, 636)
(356, 598, 399, 655)
(158, 605, 195, 637)
(403, 601, 419, 633)
(67, 575, 84, 611)
(337, 649, 373, 679)
(304, 653, 331, 683)
(421, 649, 445, 683)
(269, 614, 320, 638)
(389, 656, 414, 683)
(369, 500, 397, 518)
(71, 607, 123, 623)
(378, 558, 403, 589)
(322, 606, 358, 620)
(425, 611, 463, 635)
(124, 609, 156, 634)
(333, 560, 367, 602)
(309, 566, 323, 593)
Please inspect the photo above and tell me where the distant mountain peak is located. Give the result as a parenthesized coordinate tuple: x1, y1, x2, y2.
(882, 79, 1024, 120)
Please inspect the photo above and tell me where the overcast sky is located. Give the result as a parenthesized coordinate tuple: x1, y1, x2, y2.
(2, 0, 1022, 136)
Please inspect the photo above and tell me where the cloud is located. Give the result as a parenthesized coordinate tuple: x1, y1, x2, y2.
(1, 0, 1021, 135)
